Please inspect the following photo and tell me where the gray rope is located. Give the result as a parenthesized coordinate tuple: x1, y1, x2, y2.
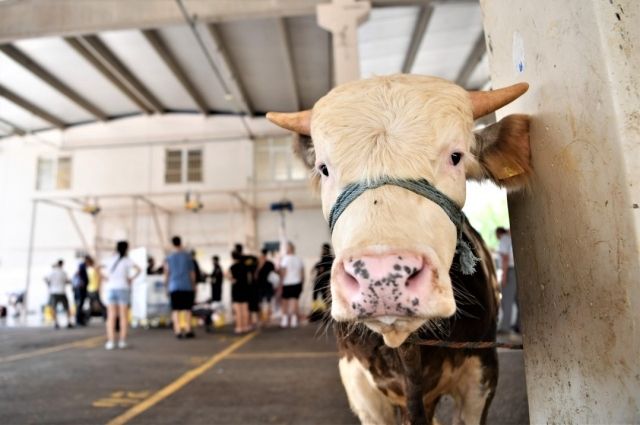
(328, 178, 478, 275)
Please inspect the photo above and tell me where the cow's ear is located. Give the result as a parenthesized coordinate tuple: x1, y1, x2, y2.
(466, 114, 531, 190)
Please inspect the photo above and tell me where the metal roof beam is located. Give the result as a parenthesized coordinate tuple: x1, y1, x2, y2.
(64, 37, 153, 114)
(0, 84, 66, 129)
(79, 35, 165, 113)
(197, 23, 253, 115)
(0, 44, 108, 121)
(455, 31, 486, 89)
(0, 0, 467, 43)
(142, 29, 209, 115)
(401, 4, 433, 74)
(275, 18, 300, 111)
(0, 117, 27, 136)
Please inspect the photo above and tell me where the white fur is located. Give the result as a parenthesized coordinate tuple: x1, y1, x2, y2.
(449, 357, 492, 425)
(338, 356, 396, 425)
(339, 354, 491, 425)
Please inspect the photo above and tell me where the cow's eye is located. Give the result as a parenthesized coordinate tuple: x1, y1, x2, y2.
(318, 164, 329, 177)
(450, 152, 463, 166)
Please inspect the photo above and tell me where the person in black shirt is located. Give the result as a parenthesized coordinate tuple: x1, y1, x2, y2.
(210, 256, 223, 302)
(228, 251, 250, 333)
(73, 255, 91, 326)
(233, 244, 259, 328)
(309, 244, 333, 322)
(314, 244, 333, 302)
(256, 249, 276, 326)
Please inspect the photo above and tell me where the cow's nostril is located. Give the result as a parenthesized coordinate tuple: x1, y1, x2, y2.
(341, 265, 360, 290)
(406, 267, 422, 288)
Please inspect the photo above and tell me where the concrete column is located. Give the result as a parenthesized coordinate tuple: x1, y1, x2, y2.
(480, 1, 639, 423)
(317, 0, 371, 85)
(24, 200, 38, 315)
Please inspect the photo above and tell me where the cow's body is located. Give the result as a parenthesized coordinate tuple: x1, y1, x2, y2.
(267, 74, 530, 425)
(335, 224, 499, 424)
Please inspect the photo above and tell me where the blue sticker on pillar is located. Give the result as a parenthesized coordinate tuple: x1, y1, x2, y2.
(512, 32, 525, 74)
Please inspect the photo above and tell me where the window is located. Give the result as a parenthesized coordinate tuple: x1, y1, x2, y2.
(165, 148, 203, 184)
(36, 156, 72, 190)
(254, 137, 307, 182)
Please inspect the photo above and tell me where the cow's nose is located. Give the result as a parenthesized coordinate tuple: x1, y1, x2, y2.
(338, 254, 430, 317)
(343, 255, 423, 290)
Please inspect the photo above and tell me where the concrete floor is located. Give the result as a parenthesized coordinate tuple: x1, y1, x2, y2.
(0, 323, 529, 424)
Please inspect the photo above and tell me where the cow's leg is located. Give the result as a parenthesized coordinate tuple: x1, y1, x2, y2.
(338, 356, 395, 425)
(451, 356, 497, 425)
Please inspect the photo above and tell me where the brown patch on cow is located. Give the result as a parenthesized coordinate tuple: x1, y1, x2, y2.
(334, 222, 499, 425)
(471, 114, 532, 190)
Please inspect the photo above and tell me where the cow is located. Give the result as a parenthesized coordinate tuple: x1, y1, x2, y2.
(267, 74, 530, 424)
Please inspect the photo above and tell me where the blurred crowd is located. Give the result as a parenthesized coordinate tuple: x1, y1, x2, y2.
(36, 236, 334, 350)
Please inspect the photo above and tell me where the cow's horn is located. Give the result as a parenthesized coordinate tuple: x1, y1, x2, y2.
(266, 110, 311, 136)
(469, 83, 529, 119)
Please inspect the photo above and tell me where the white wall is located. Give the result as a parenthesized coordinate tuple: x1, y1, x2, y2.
(0, 114, 325, 312)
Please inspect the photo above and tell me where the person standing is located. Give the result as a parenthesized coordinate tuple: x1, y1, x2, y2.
(279, 242, 304, 328)
(164, 236, 196, 339)
(228, 250, 250, 334)
(256, 249, 276, 326)
(233, 244, 259, 327)
(103, 241, 140, 349)
(86, 256, 105, 322)
(191, 250, 204, 286)
(309, 243, 333, 322)
(73, 255, 91, 326)
(45, 260, 73, 329)
(496, 227, 520, 334)
(210, 256, 223, 303)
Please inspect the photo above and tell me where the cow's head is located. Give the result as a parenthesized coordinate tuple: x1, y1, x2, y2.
(267, 75, 530, 347)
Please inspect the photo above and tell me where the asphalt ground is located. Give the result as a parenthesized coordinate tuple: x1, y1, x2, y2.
(0, 323, 528, 424)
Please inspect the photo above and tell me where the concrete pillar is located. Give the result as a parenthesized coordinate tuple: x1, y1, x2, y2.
(481, 1, 639, 422)
(317, 0, 371, 85)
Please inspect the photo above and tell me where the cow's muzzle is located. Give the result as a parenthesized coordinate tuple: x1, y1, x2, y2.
(335, 253, 435, 318)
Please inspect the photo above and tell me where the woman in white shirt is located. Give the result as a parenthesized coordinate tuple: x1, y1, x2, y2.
(279, 242, 304, 328)
(102, 241, 140, 350)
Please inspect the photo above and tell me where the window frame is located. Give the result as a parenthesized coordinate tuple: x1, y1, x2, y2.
(164, 147, 203, 185)
(36, 155, 72, 191)
(254, 136, 307, 183)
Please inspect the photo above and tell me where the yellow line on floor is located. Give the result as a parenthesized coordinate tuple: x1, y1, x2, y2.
(106, 331, 257, 425)
(227, 351, 338, 360)
(0, 335, 105, 364)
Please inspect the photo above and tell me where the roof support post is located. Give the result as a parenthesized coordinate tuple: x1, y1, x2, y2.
(0, 116, 26, 136)
(24, 200, 38, 319)
(275, 18, 301, 111)
(142, 29, 209, 115)
(79, 35, 165, 113)
(317, 0, 371, 85)
(66, 207, 90, 254)
(0, 44, 108, 120)
(64, 37, 154, 114)
(401, 4, 434, 74)
(455, 31, 486, 88)
(0, 83, 66, 129)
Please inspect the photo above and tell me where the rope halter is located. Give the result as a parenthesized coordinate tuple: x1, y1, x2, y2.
(327, 177, 478, 275)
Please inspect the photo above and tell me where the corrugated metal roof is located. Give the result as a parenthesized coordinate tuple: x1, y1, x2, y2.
(0, 1, 489, 137)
